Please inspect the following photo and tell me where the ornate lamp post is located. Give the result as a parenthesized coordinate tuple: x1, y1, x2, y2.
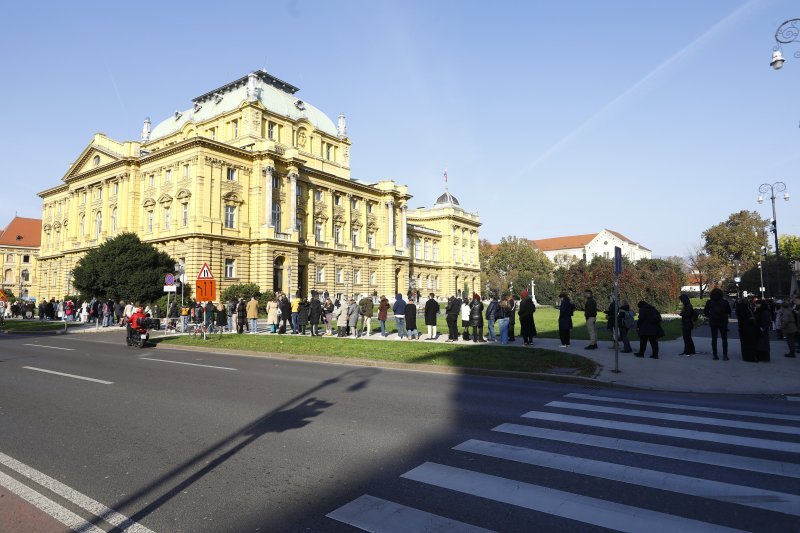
(758, 182, 790, 296)
(770, 19, 800, 69)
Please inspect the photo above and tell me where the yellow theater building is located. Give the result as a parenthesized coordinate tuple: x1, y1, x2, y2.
(35, 70, 480, 301)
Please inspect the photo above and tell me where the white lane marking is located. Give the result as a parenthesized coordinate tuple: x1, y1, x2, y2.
(546, 401, 800, 436)
(22, 366, 113, 385)
(23, 344, 75, 351)
(521, 411, 800, 454)
(565, 392, 800, 422)
(327, 494, 494, 532)
(138, 357, 237, 371)
(455, 439, 800, 516)
(0, 451, 154, 533)
(0, 470, 106, 533)
(402, 462, 745, 533)
(493, 423, 800, 479)
(787, 396, 800, 402)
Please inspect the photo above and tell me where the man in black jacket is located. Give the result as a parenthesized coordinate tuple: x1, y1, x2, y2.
(584, 290, 598, 350)
(445, 295, 461, 342)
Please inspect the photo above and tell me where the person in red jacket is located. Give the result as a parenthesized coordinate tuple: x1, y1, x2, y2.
(127, 307, 146, 343)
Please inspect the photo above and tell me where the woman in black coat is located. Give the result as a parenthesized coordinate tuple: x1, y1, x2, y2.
(309, 296, 323, 336)
(469, 294, 485, 342)
(236, 299, 247, 334)
(736, 297, 759, 362)
(753, 299, 772, 362)
(424, 293, 440, 340)
(279, 295, 292, 334)
(215, 303, 228, 333)
(635, 300, 663, 358)
(557, 292, 574, 347)
(297, 298, 310, 335)
(405, 300, 419, 339)
(518, 290, 537, 346)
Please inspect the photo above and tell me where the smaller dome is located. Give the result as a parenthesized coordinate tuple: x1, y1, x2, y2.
(434, 190, 460, 206)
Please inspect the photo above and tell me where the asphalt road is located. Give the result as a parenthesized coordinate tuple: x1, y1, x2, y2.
(1, 331, 798, 532)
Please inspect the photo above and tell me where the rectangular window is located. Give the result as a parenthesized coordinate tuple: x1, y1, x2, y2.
(296, 183, 302, 197)
(415, 239, 421, 259)
(433, 243, 439, 261)
(210, 127, 216, 140)
(182, 203, 188, 226)
(147, 211, 154, 232)
(315, 223, 322, 241)
(367, 233, 374, 249)
(272, 175, 280, 189)
(351, 198, 358, 210)
(354, 270, 361, 284)
(296, 212, 302, 232)
(367, 202, 373, 214)
(183, 164, 189, 177)
(453, 245, 458, 262)
(164, 207, 171, 230)
(351, 229, 359, 247)
(370, 271, 376, 286)
(149, 175, 155, 188)
(82, 192, 87, 204)
(316, 267, 324, 283)
(232, 119, 239, 138)
(227, 168, 236, 181)
(334, 225, 341, 244)
(165, 169, 172, 183)
(334, 194, 341, 206)
(113, 182, 119, 195)
(271, 202, 281, 228)
(224, 205, 236, 228)
(23, 255, 30, 263)
(424, 241, 431, 260)
(336, 268, 343, 284)
(225, 259, 235, 278)
(97, 187, 102, 200)
(314, 190, 322, 202)
(325, 144, 332, 160)
(267, 122, 275, 140)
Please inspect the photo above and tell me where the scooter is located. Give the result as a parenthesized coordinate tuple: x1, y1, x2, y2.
(125, 318, 160, 348)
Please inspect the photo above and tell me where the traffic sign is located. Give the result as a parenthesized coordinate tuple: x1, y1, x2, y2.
(197, 262, 215, 280)
(0, 289, 7, 301)
(164, 285, 177, 293)
(165, 273, 175, 286)
(195, 279, 216, 301)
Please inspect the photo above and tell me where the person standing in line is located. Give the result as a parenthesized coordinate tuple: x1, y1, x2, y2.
(635, 300, 663, 358)
(735, 296, 759, 362)
(558, 292, 575, 347)
(245, 296, 258, 334)
(518, 289, 537, 346)
(215, 302, 228, 334)
(393, 293, 408, 340)
(332, 300, 346, 337)
(323, 297, 335, 335)
(346, 298, 360, 338)
(754, 299, 772, 362)
(297, 296, 310, 335)
(583, 289, 598, 350)
(309, 292, 323, 336)
(359, 295, 374, 336)
(290, 293, 301, 334)
(507, 295, 517, 342)
(779, 300, 797, 357)
(484, 294, 499, 342)
(279, 294, 292, 334)
(227, 299, 237, 333)
(497, 297, 511, 345)
(204, 300, 216, 333)
(678, 293, 696, 355)
(266, 296, 280, 334)
(469, 293, 485, 342)
(236, 298, 247, 334)
(617, 301, 634, 353)
(424, 293, 440, 340)
(703, 288, 732, 360)
(460, 295, 471, 341)
(377, 295, 390, 337)
(445, 295, 461, 342)
(405, 297, 419, 340)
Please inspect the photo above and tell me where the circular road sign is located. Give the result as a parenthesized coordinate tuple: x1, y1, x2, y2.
(165, 273, 175, 285)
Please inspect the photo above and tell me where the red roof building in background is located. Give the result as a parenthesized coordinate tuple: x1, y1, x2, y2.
(0, 217, 42, 299)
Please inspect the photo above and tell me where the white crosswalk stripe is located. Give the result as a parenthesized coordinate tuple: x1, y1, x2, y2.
(328, 393, 800, 531)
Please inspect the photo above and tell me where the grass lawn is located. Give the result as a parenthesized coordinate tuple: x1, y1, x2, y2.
(0, 320, 81, 332)
(158, 334, 597, 376)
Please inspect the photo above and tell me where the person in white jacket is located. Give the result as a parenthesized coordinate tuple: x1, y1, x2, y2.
(460, 298, 471, 340)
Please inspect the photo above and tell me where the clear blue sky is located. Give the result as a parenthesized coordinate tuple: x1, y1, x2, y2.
(1, 0, 798, 257)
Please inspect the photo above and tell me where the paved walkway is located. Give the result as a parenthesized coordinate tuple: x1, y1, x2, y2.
(23, 318, 800, 395)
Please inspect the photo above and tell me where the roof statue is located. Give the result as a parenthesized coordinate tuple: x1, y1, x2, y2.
(337, 113, 347, 138)
(140, 117, 151, 142)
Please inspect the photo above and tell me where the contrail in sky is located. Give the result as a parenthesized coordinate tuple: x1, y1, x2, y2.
(514, 0, 762, 179)
(105, 64, 127, 115)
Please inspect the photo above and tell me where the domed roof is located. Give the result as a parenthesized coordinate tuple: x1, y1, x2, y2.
(434, 190, 460, 206)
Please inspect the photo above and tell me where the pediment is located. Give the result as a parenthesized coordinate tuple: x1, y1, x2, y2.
(176, 189, 192, 200)
(142, 197, 156, 208)
(63, 141, 124, 182)
(158, 193, 173, 204)
(223, 191, 243, 205)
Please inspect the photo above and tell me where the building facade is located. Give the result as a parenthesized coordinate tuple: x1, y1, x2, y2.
(0, 217, 41, 299)
(531, 229, 652, 266)
(35, 70, 480, 301)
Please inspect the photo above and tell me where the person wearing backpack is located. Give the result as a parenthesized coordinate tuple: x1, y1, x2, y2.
(678, 293, 696, 356)
(703, 288, 732, 361)
(617, 301, 634, 353)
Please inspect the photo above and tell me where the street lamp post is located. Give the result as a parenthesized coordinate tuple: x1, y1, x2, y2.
(770, 19, 800, 69)
(758, 182, 790, 297)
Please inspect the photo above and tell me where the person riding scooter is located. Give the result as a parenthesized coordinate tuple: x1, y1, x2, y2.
(126, 307, 147, 345)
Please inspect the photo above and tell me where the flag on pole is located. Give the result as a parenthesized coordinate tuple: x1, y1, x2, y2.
(444, 168, 448, 184)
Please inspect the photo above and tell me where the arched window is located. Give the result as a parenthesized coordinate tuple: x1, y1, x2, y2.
(3, 269, 12, 282)
(95, 211, 102, 238)
(93, 155, 100, 166)
(111, 208, 118, 231)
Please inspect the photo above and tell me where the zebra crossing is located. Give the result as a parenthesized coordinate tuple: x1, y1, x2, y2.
(327, 392, 800, 532)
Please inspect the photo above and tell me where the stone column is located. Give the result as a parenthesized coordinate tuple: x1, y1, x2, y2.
(400, 204, 407, 251)
(387, 201, 395, 248)
(264, 165, 274, 227)
(288, 169, 298, 234)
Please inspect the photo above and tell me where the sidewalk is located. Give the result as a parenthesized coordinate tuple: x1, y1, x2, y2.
(57, 319, 800, 395)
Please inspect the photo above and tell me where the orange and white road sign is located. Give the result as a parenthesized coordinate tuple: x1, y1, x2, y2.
(195, 263, 216, 301)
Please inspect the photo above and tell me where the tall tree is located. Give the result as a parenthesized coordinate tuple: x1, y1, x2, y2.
(702, 210, 768, 282)
(72, 233, 176, 303)
(483, 236, 552, 297)
(686, 246, 724, 298)
(779, 234, 800, 260)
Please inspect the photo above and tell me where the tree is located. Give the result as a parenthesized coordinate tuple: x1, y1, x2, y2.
(686, 246, 724, 298)
(779, 234, 800, 260)
(72, 233, 176, 304)
(483, 236, 553, 297)
(702, 210, 768, 281)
